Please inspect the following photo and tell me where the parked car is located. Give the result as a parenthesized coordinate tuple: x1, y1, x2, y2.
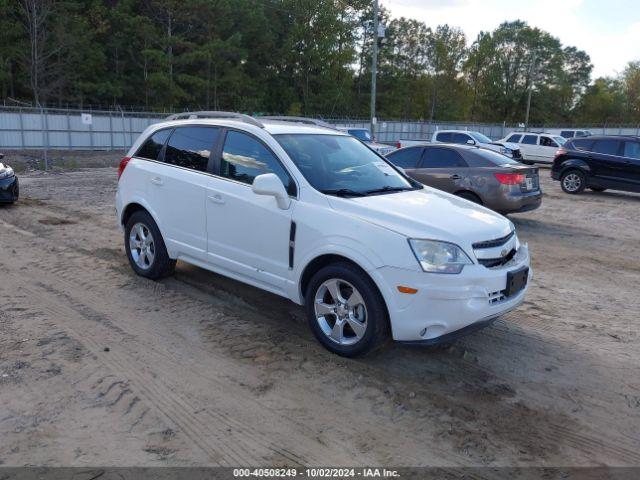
(116, 112, 532, 357)
(547, 129, 594, 139)
(0, 154, 19, 204)
(335, 127, 396, 156)
(430, 130, 524, 161)
(500, 132, 567, 164)
(386, 144, 541, 214)
(551, 135, 640, 194)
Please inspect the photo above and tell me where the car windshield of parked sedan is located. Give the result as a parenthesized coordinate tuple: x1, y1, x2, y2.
(275, 134, 415, 196)
(469, 132, 494, 144)
(347, 129, 373, 142)
(554, 136, 567, 145)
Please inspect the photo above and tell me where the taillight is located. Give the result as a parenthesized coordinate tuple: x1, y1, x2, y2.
(117, 156, 131, 180)
(396, 141, 401, 149)
(555, 147, 567, 156)
(494, 173, 525, 185)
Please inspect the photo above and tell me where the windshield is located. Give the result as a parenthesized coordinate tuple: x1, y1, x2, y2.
(275, 134, 414, 196)
(470, 132, 493, 144)
(554, 136, 567, 145)
(347, 129, 373, 142)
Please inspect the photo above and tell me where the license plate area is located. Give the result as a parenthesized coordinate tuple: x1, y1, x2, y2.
(525, 177, 533, 190)
(505, 266, 529, 297)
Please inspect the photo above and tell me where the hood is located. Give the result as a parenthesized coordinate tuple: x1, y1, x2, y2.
(327, 187, 513, 251)
(491, 141, 520, 151)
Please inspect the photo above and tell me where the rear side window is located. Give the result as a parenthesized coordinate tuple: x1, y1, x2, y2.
(560, 131, 574, 138)
(506, 134, 522, 142)
(469, 149, 521, 167)
(422, 147, 467, 168)
(521, 135, 538, 145)
(452, 133, 472, 144)
(221, 130, 296, 196)
(136, 129, 171, 160)
(592, 139, 621, 156)
(539, 136, 559, 148)
(435, 132, 453, 142)
(386, 147, 423, 169)
(569, 138, 594, 151)
(623, 141, 640, 159)
(164, 126, 219, 172)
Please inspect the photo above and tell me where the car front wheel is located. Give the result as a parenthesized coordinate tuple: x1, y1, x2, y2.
(305, 262, 389, 357)
(124, 210, 176, 280)
(560, 169, 586, 194)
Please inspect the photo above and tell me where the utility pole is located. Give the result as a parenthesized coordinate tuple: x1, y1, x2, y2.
(524, 51, 537, 131)
(370, 0, 379, 139)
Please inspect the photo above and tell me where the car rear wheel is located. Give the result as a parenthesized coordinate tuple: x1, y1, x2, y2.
(305, 262, 389, 357)
(456, 191, 482, 205)
(125, 210, 176, 280)
(560, 169, 586, 194)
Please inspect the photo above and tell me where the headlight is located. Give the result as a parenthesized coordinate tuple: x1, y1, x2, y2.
(0, 167, 14, 179)
(408, 239, 473, 274)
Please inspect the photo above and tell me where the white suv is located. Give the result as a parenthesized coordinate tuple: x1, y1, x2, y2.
(115, 112, 532, 357)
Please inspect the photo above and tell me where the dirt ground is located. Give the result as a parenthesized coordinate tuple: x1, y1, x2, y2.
(0, 166, 639, 468)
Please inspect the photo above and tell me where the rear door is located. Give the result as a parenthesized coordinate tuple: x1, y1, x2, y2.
(589, 139, 625, 186)
(414, 146, 468, 192)
(205, 129, 297, 294)
(621, 140, 640, 191)
(146, 125, 219, 262)
(518, 134, 539, 161)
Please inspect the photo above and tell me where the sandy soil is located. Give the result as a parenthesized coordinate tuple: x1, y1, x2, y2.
(0, 167, 639, 467)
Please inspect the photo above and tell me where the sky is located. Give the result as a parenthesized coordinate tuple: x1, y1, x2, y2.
(380, 0, 640, 79)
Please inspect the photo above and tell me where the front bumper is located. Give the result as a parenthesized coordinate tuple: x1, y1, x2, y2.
(0, 175, 19, 203)
(378, 244, 531, 343)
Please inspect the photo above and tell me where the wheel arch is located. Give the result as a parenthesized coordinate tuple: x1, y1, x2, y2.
(559, 158, 591, 176)
(453, 189, 483, 204)
(119, 200, 173, 257)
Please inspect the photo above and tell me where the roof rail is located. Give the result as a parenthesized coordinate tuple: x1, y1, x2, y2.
(259, 116, 335, 129)
(165, 111, 264, 128)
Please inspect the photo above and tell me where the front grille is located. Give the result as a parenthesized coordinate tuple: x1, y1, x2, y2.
(478, 248, 516, 268)
(472, 231, 514, 249)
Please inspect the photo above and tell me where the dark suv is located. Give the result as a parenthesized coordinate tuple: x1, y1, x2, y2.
(551, 136, 640, 194)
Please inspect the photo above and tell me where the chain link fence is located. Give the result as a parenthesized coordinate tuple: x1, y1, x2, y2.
(1, 106, 639, 151)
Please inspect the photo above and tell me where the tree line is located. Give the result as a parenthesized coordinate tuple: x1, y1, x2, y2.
(1, 0, 639, 125)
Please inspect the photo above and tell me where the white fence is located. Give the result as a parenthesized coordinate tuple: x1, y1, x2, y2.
(1, 106, 639, 150)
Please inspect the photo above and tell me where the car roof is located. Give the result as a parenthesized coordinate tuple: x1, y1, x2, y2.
(392, 143, 479, 153)
(568, 135, 639, 141)
(146, 118, 346, 137)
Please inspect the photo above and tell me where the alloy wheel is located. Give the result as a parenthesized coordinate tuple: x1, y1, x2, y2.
(129, 222, 156, 270)
(562, 173, 582, 192)
(314, 278, 368, 345)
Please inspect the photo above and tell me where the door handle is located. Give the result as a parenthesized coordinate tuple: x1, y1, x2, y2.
(150, 177, 163, 186)
(450, 174, 462, 180)
(208, 194, 225, 205)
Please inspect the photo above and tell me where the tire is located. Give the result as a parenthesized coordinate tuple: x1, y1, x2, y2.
(455, 191, 482, 205)
(560, 169, 586, 194)
(124, 210, 176, 280)
(305, 262, 389, 357)
(590, 187, 606, 192)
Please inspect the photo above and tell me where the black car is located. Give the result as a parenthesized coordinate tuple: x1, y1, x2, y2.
(0, 154, 19, 204)
(551, 136, 640, 194)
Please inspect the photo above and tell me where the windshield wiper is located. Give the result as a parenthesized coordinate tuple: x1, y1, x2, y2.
(364, 186, 412, 195)
(320, 188, 367, 197)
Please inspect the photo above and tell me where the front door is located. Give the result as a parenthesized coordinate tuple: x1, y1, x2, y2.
(205, 129, 297, 294)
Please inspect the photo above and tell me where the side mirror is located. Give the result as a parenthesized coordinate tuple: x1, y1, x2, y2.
(252, 173, 291, 210)
(466, 139, 475, 145)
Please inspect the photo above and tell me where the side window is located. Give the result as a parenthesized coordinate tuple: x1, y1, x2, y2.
(592, 139, 622, 156)
(506, 134, 522, 142)
(452, 133, 472, 144)
(136, 129, 171, 160)
(221, 130, 296, 196)
(386, 147, 423, 169)
(560, 131, 573, 138)
(435, 132, 453, 142)
(570, 139, 594, 151)
(540, 136, 558, 148)
(422, 147, 467, 168)
(164, 126, 219, 172)
(623, 141, 640, 159)
(521, 135, 538, 145)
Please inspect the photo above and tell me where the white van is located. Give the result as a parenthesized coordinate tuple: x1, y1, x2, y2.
(500, 132, 566, 164)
